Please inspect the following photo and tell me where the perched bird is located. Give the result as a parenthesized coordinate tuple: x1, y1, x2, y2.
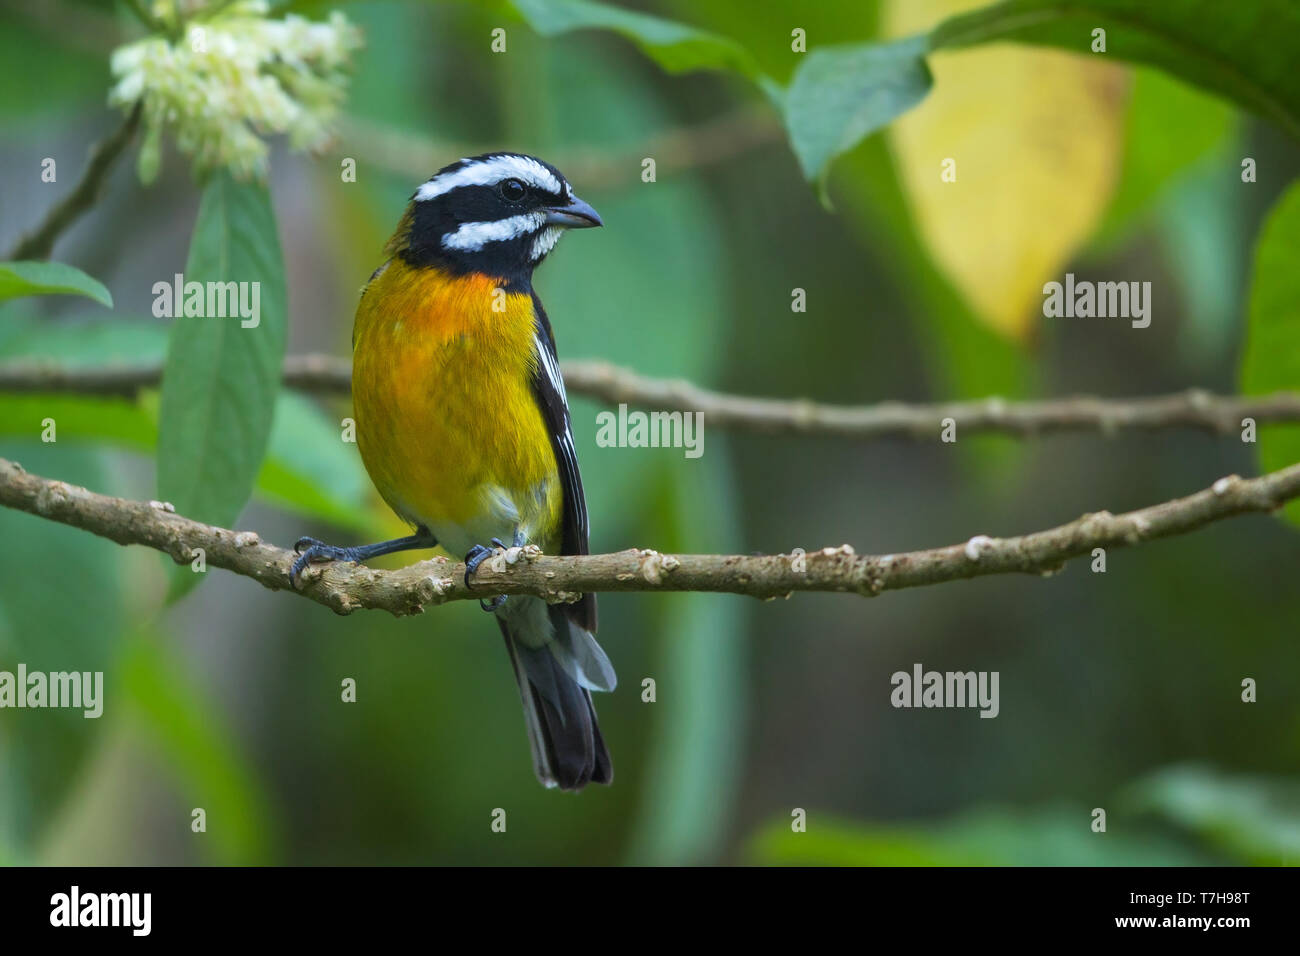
(292, 153, 614, 791)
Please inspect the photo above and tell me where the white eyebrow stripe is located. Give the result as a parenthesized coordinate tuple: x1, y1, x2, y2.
(416, 155, 563, 201)
(442, 212, 545, 251)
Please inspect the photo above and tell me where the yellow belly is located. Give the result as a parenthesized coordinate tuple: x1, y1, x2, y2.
(351, 260, 561, 553)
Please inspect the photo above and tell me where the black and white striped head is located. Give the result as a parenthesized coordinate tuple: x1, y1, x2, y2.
(394, 153, 602, 288)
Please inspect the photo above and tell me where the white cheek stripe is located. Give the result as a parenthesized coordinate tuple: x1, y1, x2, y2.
(417, 155, 562, 201)
(442, 212, 545, 251)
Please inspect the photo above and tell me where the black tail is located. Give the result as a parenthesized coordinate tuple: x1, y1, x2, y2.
(499, 607, 613, 791)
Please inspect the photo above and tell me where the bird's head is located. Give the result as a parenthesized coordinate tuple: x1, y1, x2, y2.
(389, 152, 602, 289)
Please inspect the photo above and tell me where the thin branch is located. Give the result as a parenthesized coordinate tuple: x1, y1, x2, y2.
(2, 456, 1296, 617)
(7, 104, 143, 262)
(0, 355, 354, 399)
(560, 363, 1300, 439)
(336, 104, 783, 193)
(2, 355, 1299, 440)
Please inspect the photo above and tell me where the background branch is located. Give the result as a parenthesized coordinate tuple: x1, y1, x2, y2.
(338, 103, 782, 193)
(6, 103, 142, 261)
(560, 364, 1300, 439)
(2, 456, 1296, 617)
(1, 354, 1299, 440)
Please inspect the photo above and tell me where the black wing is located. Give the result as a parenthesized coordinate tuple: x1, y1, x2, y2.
(530, 291, 596, 633)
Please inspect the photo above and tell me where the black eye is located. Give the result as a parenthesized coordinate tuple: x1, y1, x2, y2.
(499, 178, 527, 202)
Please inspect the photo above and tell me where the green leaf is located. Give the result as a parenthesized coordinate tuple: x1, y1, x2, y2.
(258, 391, 373, 533)
(0, 21, 105, 122)
(0, 445, 123, 853)
(933, 0, 1300, 141)
(1156, 151, 1247, 367)
(1094, 69, 1238, 245)
(1238, 178, 1300, 528)
(749, 807, 1219, 866)
(0, 261, 112, 308)
(0, 396, 156, 450)
(786, 0, 1300, 188)
(0, 317, 168, 365)
(157, 171, 288, 531)
(784, 35, 932, 192)
(120, 634, 274, 864)
(510, 0, 765, 83)
(1125, 765, 1300, 866)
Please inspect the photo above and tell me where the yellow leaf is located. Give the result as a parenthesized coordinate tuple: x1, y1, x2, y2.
(884, 0, 1129, 341)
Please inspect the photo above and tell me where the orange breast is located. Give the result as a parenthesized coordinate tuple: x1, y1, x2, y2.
(350, 259, 561, 547)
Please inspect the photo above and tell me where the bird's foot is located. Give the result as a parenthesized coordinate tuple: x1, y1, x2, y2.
(291, 537, 361, 586)
(289, 527, 438, 589)
(465, 538, 509, 612)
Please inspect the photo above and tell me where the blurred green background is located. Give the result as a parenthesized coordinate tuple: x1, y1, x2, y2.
(1, 0, 1298, 865)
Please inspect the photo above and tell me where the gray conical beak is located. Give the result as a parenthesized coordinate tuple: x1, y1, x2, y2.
(544, 195, 602, 228)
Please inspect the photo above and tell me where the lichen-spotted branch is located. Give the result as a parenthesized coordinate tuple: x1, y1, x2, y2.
(2, 456, 1297, 617)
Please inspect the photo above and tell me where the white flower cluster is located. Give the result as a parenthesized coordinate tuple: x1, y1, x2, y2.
(109, 0, 363, 181)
